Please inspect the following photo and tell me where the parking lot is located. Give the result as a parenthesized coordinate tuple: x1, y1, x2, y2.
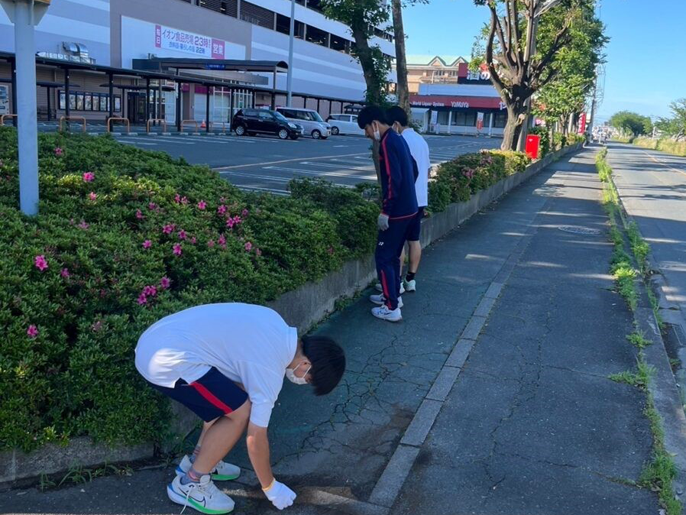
(113, 132, 501, 194)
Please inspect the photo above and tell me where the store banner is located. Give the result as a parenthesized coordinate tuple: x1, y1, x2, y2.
(476, 112, 484, 130)
(155, 24, 225, 59)
(0, 85, 9, 116)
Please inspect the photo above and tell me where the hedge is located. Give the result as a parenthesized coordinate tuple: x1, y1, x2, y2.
(0, 127, 532, 452)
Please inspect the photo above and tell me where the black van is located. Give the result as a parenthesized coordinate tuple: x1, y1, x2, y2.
(231, 109, 303, 140)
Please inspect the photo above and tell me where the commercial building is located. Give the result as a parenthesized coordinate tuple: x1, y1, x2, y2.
(0, 0, 395, 126)
(410, 62, 507, 136)
(404, 55, 468, 95)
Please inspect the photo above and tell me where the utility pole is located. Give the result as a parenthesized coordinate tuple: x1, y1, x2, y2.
(0, 0, 51, 216)
(286, 0, 295, 106)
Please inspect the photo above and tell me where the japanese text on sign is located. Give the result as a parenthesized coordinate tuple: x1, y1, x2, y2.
(155, 25, 225, 59)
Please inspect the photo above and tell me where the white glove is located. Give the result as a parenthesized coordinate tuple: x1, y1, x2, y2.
(377, 213, 390, 231)
(264, 480, 296, 510)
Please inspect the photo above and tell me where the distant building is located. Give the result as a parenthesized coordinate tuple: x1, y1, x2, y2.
(403, 55, 468, 95)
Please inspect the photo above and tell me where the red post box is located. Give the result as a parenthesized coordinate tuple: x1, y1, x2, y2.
(525, 134, 541, 160)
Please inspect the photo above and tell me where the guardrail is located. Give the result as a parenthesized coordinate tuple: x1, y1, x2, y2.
(181, 120, 199, 133)
(59, 116, 87, 133)
(0, 114, 17, 126)
(107, 117, 130, 134)
(146, 118, 167, 133)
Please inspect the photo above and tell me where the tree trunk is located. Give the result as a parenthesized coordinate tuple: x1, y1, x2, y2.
(351, 23, 384, 105)
(391, 0, 410, 116)
(501, 105, 527, 151)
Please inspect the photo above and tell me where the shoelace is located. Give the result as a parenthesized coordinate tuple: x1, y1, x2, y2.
(180, 483, 196, 515)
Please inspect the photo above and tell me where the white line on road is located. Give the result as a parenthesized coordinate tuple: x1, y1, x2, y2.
(263, 165, 374, 182)
(213, 151, 369, 171)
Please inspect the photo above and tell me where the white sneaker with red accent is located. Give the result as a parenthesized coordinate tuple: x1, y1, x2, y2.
(375, 282, 405, 295)
(371, 305, 402, 322)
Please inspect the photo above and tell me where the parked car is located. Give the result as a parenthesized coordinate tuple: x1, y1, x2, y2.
(231, 109, 303, 140)
(276, 107, 331, 139)
(327, 113, 365, 136)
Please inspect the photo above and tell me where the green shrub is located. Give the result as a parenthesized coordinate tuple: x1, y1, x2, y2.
(529, 126, 551, 157)
(0, 128, 376, 452)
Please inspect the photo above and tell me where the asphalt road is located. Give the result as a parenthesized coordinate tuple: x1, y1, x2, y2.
(607, 143, 686, 322)
(113, 133, 501, 194)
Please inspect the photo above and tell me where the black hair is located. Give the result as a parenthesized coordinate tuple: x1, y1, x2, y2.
(301, 335, 346, 396)
(386, 106, 409, 128)
(357, 105, 387, 130)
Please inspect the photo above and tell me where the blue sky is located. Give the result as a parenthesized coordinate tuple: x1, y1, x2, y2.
(403, 0, 686, 123)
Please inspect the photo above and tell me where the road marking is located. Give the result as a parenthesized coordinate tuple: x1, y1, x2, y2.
(640, 150, 686, 177)
(299, 161, 375, 171)
(333, 145, 348, 148)
(263, 165, 374, 182)
(213, 151, 370, 171)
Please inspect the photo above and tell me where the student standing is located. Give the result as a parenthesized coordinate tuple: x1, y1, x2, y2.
(135, 303, 346, 514)
(357, 106, 418, 322)
(386, 106, 430, 293)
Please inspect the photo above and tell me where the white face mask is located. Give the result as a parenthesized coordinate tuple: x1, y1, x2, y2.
(286, 362, 311, 386)
(373, 124, 381, 142)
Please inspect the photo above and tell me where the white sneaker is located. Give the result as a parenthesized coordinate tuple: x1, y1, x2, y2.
(375, 282, 405, 295)
(371, 305, 402, 322)
(176, 455, 241, 482)
(167, 474, 235, 514)
(369, 294, 403, 308)
(404, 279, 417, 292)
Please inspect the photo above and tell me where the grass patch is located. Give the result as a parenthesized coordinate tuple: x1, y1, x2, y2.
(627, 332, 652, 349)
(627, 222, 651, 273)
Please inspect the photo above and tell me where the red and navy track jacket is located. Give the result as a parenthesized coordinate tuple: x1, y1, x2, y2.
(379, 129, 419, 220)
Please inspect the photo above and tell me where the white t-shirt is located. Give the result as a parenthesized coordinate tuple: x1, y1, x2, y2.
(401, 128, 430, 207)
(135, 303, 297, 428)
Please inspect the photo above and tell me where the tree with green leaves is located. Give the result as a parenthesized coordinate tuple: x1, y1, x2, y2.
(655, 99, 686, 141)
(534, 2, 608, 138)
(322, 0, 391, 106)
(609, 111, 653, 137)
(472, 0, 600, 150)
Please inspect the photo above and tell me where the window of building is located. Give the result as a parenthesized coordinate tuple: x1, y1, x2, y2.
(199, 0, 237, 16)
(493, 111, 507, 128)
(240, 1, 275, 28)
(453, 110, 477, 126)
(308, 0, 324, 12)
(330, 34, 350, 53)
(306, 25, 328, 46)
(276, 14, 304, 37)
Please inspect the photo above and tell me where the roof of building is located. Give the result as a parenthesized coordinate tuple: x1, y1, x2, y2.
(406, 55, 468, 67)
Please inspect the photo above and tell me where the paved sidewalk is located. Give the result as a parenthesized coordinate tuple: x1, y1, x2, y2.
(2, 149, 659, 514)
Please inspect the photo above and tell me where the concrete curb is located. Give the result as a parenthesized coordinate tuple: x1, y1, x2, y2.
(604, 155, 686, 501)
(0, 144, 581, 486)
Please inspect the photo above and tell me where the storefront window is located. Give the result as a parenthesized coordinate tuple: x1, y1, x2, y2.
(494, 111, 507, 128)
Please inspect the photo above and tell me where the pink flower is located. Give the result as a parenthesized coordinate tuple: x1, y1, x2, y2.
(78, 220, 89, 230)
(160, 276, 171, 289)
(226, 218, 235, 229)
(190, 237, 197, 245)
(27, 325, 39, 338)
(148, 202, 157, 211)
(173, 243, 183, 256)
(54, 147, 63, 157)
(143, 285, 158, 297)
(175, 194, 188, 205)
(82, 172, 95, 183)
(218, 234, 226, 247)
(88, 192, 97, 201)
(137, 293, 148, 305)
(197, 201, 207, 210)
(256, 248, 262, 257)
(217, 205, 227, 216)
(162, 224, 175, 234)
(61, 268, 70, 278)
(328, 246, 334, 255)
(142, 240, 152, 249)
(242, 208, 249, 217)
(34, 255, 48, 271)
(92, 320, 103, 332)
(178, 230, 187, 240)
(207, 239, 215, 248)
(244, 241, 253, 252)
(136, 209, 145, 220)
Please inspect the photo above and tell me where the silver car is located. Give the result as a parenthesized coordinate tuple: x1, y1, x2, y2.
(276, 107, 331, 139)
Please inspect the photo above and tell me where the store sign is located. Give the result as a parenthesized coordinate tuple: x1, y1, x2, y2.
(467, 70, 491, 81)
(155, 25, 225, 59)
(37, 52, 96, 64)
(0, 85, 9, 116)
(413, 100, 470, 108)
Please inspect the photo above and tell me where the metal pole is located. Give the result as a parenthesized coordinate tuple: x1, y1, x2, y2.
(286, 0, 295, 106)
(64, 68, 70, 120)
(108, 72, 114, 120)
(12, 1, 40, 215)
(10, 58, 17, 127)
(145, 78, 150, 123)
(229, 88, 234, 129)
(176, 82, 182, 132)
(271, 68, 277, 109)
(46, 87, 51, 121)
(205, 85, 211, 133)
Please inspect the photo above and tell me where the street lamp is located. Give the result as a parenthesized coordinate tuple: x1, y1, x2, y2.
(0, 0, 51, 216)
(286, 0, 295, 106)
(516, 0, 564, 152)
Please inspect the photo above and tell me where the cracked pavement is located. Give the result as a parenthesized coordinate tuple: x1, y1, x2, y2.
(393, 150, 659, 514)
(1, 150, 659, 514)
